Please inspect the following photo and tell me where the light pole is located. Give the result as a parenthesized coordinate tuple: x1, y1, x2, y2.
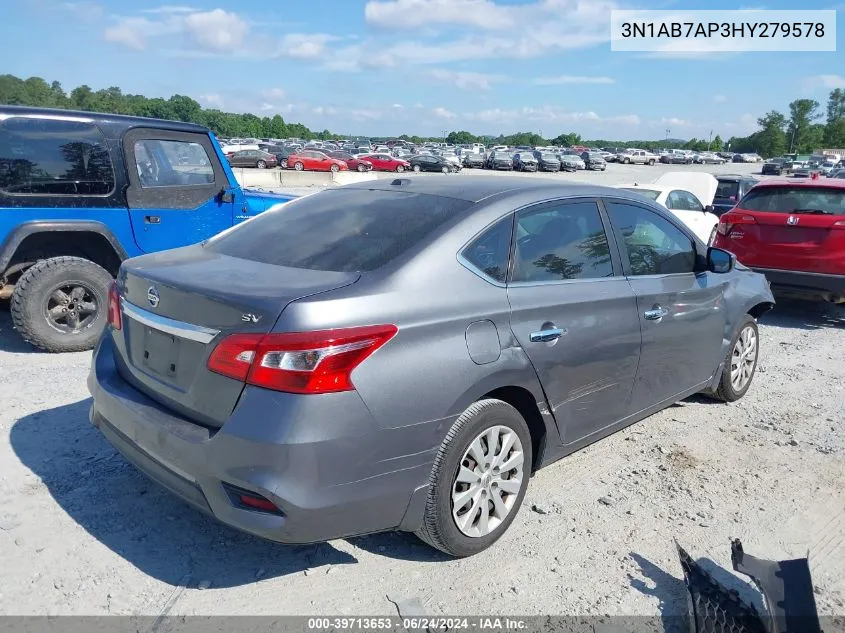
(789, 126, 796, 153)
(708, 130, 713, 151)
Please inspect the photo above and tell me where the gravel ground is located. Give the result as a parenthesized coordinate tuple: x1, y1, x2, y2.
(1, 161, 843, 624)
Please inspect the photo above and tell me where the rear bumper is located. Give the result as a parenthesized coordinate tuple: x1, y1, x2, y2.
(87, 334, 435, 544)
(752, 267, 845, 300)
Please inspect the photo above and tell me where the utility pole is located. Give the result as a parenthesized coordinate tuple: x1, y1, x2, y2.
(789, 126, 796, 152)
(665, 128, 670, 142)
(708, 130, 713, 151)
(443, 129, 447, 145)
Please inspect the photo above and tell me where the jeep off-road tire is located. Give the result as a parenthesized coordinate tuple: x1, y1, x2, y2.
(711, 314, 759, 402)
(415, 399, 532, 557)
(11, 256, 112, 353)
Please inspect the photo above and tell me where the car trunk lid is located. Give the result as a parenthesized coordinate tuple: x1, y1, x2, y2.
(113, 245, 360, 428)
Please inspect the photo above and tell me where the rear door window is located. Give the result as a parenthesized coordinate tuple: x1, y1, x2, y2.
(205, 189, 472, 272)
(512, 201, 613, 282)
(0, 116, 114, 195)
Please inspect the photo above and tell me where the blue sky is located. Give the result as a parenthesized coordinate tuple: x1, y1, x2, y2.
(3, 0, 844, 139)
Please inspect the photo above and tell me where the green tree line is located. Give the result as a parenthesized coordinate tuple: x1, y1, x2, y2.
(2, 74, 844, 156)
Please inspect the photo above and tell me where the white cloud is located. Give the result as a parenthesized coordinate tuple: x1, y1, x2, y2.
(141, 5, 197, 14)
(467, 106, 639, 126)
(392, 103, 404, 108)
(806, 74, 845, 89)
(365, 0, 515, 30)
(183, 9, 248, 51)
(199, 94, 223, 107)
(278, 33, 339, 59)
(261, 87, 286, 100)
(533, 75, 614, 85)
(426, 69, 504, 90)
(104, 16, 180, 50)
(432, 107, 457, 119)
(660, 117, 691, 126)
(713, 94, 727, 103)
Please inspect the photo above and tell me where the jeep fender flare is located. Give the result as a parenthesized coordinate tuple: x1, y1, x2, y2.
(0, 221, 129, 274)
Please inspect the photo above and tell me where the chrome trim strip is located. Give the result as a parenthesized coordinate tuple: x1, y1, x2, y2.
(120, 299, 220, 344)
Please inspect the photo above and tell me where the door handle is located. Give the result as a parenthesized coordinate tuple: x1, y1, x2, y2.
(144, 215, 161, 224)
(530, 327, 566, 343)
(643, 306, 668, 321)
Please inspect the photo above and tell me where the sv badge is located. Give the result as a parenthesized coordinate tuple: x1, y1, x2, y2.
(241, 313, 261, 323)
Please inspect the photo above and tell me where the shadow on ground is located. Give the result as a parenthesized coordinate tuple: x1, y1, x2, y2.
(10, 399, 444, 588)
(762, 298, 845, 331)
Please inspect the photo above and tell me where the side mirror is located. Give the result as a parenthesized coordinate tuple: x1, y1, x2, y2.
(217, 189, 235, 203)
(707, 247, 734, 274)
(705, 205, 715, 213)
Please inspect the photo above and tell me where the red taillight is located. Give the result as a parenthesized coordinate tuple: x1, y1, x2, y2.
(107, 281, 121, 330)
(207, 325, 398, 394)
(717, 212, 757, 236)
(238, 494, 280, 513)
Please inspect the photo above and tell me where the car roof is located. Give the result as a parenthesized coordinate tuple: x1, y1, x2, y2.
(338, 175, 644, 203)
(752, 178, 845, 190)
(0, 105, 210, 134)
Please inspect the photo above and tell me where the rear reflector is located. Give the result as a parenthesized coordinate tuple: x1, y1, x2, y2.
(107, 281, 121, 330)
(207, 324, 398, 394)
(238, 494, 280, 513)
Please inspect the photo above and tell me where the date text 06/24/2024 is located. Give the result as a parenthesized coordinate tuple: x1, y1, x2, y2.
(610, 9, 836, 52)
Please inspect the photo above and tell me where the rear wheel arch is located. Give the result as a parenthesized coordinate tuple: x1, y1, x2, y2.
(480, 386, 548, 472)
(2, 222, 126, 280)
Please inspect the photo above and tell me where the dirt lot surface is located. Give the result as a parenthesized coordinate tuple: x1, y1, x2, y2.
(1, 162, 843, 626)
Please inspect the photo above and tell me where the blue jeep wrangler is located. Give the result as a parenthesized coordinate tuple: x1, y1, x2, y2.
(0, 106, 293, 352)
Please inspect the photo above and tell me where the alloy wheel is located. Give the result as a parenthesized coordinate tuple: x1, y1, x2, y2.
(730, 325, 757, 391)
(451, 425, 524, 538)
(44, 283, 99, 333)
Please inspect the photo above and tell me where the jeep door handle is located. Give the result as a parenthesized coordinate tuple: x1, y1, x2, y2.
(530, 327, 566, 343)
(144, 215, 161, 224)
(643, 306, 668, 321)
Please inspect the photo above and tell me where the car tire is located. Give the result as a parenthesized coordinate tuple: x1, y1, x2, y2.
(256, 160, 266, 169)
(357, 164, 366, 172)
(624, 158, 631, 164)
(442, 166, 449, 174)
(330, 164, 340, 173)
(396, 165, 405, 173)
(413, 164, 422, 172)
(415, 398, 533, 557)
(711, 315, 759, 403)
(648, 159, 656, 166)
(294, 162, 304, 171)
(10, 256, 112, 353)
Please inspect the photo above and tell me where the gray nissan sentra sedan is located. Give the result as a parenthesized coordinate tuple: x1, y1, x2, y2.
(88, 176, 774, 557)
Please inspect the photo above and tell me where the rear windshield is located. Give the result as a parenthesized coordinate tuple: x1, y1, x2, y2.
(205, 189, 471, 271)
(619, 188, 661, 201)
(739, 186, 845, 215)
(715, 180, 740, 198)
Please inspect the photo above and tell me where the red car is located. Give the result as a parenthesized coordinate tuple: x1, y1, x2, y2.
(327, 151, 373, 172)
(713, 176, 845, 303)
(359, 153, 411, 172)
(287, 150, 348, 172)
